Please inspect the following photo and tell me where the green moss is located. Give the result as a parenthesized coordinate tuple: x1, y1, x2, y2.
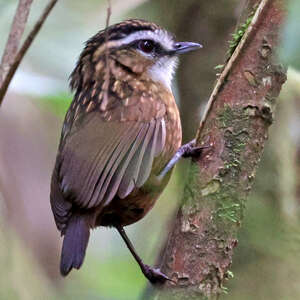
(226, 270, 234, 279)
(210, 105, 250, 228)
(201, 180, 220, 196)
(210, 182, 246, 226)
(214, 64, 225, 71)
(227, 6, 257, 57)
(181, 162, 201, 214)
(216, 201, 243, 223)
(221, 285, 229, 295)
(218, 104, 236, 128)
(182, 105, 253, 233)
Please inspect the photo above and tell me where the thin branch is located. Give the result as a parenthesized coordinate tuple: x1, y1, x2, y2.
(195, 0, 269, 142)
(0, 0, 58, 106)
(100, 0, 112, 111)
(0, 0, 33, 86)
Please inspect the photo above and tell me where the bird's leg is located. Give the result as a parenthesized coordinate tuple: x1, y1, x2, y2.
(115, 225, 170, 284)
(157, 139, 208, 181)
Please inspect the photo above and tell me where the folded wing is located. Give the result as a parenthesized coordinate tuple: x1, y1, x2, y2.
(54, 112, 166, 217)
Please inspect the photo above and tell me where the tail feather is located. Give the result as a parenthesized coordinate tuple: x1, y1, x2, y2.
(60, 214, 90, 276)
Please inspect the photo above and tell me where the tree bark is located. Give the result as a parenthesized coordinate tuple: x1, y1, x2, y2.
(152, 0, 287, 299)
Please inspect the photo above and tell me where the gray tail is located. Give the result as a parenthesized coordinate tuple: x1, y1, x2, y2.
(60, 214, 90, 276)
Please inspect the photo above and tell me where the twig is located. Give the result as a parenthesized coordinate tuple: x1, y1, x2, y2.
(195, 0, 270, 143)
(100, 0, 112, 111)
(0, 0, 33, 86)
(0, 0, 58, 106)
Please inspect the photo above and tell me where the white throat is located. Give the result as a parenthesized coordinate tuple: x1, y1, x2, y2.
(114, 28, 179, 90)
(147, 56, 178, 90)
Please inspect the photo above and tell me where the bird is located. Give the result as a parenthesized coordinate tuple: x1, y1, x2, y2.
(50, 19, 202, 284)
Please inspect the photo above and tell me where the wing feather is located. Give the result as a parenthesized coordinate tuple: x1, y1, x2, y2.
(58, 112, 166, 211)
(136, 119, 160, 187)
(88, 122, 142, 208)
(117, 120, 156, 199)
(60, 118, 125, 208)
(79, 127, 124, 207)
(102, 122, 151, 205)
(155, 118, 166, 156)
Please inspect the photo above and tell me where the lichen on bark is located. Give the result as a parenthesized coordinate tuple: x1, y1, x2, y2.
(152, 1, 287, 299)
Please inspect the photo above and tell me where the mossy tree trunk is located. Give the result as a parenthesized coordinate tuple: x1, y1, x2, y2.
(150, 1, 287, 299)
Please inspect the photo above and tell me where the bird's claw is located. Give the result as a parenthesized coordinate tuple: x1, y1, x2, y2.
(143, 265, 173, 285)
(181, 140, 209, 159)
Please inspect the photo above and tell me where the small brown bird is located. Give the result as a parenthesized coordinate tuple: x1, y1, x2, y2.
(50, 19, 202, 283)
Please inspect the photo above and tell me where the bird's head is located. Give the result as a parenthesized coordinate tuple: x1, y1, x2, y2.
(70, 19, 202, 91)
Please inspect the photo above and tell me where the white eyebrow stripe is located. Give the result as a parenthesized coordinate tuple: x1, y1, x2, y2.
(115, 30, 174, 50)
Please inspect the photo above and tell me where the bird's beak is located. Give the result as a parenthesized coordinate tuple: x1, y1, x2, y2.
(172, 42, 203, 55)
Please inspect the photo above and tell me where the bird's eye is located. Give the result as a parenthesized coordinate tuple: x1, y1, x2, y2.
(138, 40, 155, 53)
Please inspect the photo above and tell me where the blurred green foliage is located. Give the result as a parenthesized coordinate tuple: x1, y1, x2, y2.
(37, 93, 72, 119)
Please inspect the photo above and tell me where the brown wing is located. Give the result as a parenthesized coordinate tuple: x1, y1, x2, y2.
(51, 93, 167, 230)
(51, 54, 171, 230)
(56, 113, 165, 208)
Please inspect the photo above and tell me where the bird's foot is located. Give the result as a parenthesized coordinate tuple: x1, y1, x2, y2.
(180, 139, 209, 159)
(157, 139, 210, 181)
(142, 265, 172, 285)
